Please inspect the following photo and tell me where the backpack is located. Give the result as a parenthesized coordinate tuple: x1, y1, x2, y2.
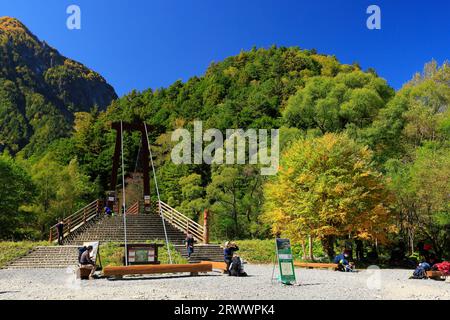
(78, 247, 88, 263)
(411, 266, 427, 279)
(434, 262, 450, 276)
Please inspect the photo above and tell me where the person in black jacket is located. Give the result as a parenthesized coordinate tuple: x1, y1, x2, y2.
(56, 220, 64, 245)
(185, 234, 195, 259)
(229, 254, 247, 277)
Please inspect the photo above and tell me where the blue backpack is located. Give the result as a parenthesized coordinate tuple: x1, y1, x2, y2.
(411, 263, 430, 279)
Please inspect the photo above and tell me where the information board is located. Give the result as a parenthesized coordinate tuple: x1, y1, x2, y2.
(275, 238, 296, 285)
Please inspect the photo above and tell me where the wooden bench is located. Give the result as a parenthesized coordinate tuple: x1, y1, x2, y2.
(201, 261, 228, 274)
(103, 263, 213, 278)
(76, 267, 92, 280)
(294, 262, 339, 270)
(427, 271, 448, 281)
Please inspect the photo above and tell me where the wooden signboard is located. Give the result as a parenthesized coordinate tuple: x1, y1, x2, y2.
(122, 244, 163, 265)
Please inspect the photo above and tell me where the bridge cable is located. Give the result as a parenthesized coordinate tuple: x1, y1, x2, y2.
(143, 122, 173, 264)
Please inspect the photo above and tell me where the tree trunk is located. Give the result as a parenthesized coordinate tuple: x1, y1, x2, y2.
(308, 235, 314, 261)
(301, 240, 307, 260)
(321, 236, 335, 261)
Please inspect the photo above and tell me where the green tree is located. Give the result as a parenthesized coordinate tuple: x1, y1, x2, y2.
(262, 134, 394, 259)
(283, 71, 393, 133)
(28, 153, 96, 233)
(0, 153, 35, 239)
(386, 145, 450, 257)
(207, 165, 265, 240)
(178, 174, 208, 222)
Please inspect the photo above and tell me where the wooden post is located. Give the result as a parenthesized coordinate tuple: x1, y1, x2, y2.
(203, 209, 209, 244)
(141, 131, 151, 214)
(83, 208, 87, 223)
(49, 229, 53, 242)
(96, 200, 101, 215)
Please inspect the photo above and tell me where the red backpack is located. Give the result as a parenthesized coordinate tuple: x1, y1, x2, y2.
(434, 261, 450, 275)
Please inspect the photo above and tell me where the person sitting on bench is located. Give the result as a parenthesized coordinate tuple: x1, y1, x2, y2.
(79, 245, 96, 279)
(334, 251, 354, 272)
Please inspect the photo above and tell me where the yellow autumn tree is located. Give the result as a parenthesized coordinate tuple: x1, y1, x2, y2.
(262, 133, 395, 259)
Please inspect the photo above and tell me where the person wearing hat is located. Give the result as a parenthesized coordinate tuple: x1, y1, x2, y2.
(224, 241, 239, 276)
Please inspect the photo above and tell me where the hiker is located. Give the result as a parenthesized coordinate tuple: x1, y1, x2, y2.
(79, 245, 96, 279)
(56, 220, 64, 245)
(78, 246, 88, 264)
(224, 241, 239, 276)
(185, 233, 195, 259)
(104, 205, 112, 217)
(410, 262, 432, 279)
(334, 250, 354, 272)
(229, 253, 247, 277)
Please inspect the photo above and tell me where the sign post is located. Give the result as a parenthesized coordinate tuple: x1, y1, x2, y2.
(275, 238, 296, 285)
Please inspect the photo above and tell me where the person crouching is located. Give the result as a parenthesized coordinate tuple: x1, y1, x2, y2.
(229, 254, 247, 277)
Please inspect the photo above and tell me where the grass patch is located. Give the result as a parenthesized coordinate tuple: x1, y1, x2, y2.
(0, 241, 50, 268)
(99, 240, 188, 267)
(211, 239, 327, 264)
(232, 240, 276, 264)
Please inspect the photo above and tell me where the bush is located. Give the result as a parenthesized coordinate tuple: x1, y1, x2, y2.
(212, 239, 326, 264)
(99, 241, 188, 267)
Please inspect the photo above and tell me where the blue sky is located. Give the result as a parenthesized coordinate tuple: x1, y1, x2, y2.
(2, 0, 449, 96)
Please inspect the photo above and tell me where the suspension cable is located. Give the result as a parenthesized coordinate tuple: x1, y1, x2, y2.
(143, 122, 173, 264)
(120, 121, 129, 266)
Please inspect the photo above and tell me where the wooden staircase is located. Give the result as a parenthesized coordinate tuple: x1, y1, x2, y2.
(174, 244, 224, 263)
(7, 200, 223, 269)
(6, 246, 79, 269)
(66, 214, 187, 245)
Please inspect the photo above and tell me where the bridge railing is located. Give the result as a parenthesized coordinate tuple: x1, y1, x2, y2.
(49, 200, 102, 242)
(157, 201, 205, 243)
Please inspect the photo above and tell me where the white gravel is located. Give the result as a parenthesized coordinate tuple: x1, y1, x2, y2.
(0, 265, 449, 300)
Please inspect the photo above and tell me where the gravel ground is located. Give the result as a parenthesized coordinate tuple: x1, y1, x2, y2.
(0, 265, 449, 300)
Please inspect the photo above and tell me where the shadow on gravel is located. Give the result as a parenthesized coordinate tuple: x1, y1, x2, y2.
(297, 283, 322, 287)
(0, 291, 20, 295)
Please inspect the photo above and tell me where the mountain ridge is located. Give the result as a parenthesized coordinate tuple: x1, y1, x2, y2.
(0, 17, 118, 154)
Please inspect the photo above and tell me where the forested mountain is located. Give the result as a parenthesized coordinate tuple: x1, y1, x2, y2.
(0, 17, 117, 154)
(50, 45, 396, 239)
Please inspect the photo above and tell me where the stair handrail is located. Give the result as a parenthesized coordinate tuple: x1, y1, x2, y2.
(158, 201, 205, 243)
(49, 200, 101, 242)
